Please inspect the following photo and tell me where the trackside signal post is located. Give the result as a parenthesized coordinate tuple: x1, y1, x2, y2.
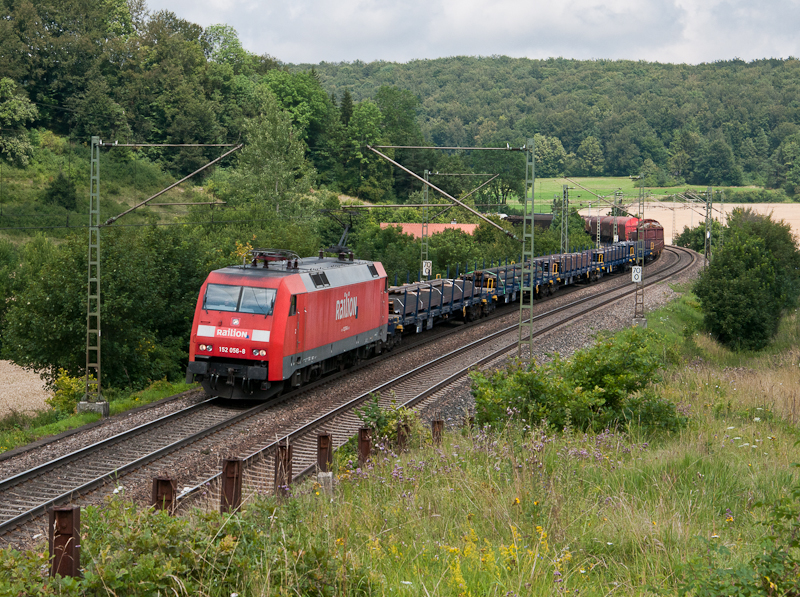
(560, 184, 569, 254)
(79, 139, 241, 415)
(421, 170, 430, 280)
(518, 138, 535, 359)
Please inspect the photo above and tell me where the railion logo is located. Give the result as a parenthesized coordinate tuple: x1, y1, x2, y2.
(216, 327, 250, 339)
(335, 292, 357, 321)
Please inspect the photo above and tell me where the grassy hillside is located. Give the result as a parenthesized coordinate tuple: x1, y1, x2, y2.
(0, 132, 219, 243)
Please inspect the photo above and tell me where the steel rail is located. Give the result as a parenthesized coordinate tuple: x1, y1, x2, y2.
(288, 247, 696, 481)
(178, 247, 693, 500)
(0, 397, 287, 535)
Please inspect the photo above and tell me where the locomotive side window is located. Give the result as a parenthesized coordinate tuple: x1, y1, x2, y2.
(204, 284, 241, 312)
(239, 287, 277, 315)
(289, 295, 297, 316)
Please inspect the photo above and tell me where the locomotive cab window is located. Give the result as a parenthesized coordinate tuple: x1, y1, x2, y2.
(289, 295, 297, 316)
(239, 287, 276, 315)
(203, 283, 276, 315)
(203, 284, 241, 312)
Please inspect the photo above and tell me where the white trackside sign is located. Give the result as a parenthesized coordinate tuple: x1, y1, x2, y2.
(422, 260, 432, 276)
(632, 266, 642, 283)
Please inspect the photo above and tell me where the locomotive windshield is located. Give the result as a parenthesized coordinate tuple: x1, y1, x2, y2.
(203, 284, 276, 316)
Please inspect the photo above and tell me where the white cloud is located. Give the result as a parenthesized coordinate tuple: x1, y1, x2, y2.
(144, 0, 800, 64)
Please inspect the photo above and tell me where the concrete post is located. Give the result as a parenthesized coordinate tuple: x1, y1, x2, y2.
(358, 427, 371, 464)
(221, 459, 243, 513)
(49, 506, 80, 578)
(317, 433, 332, 473)
(151, 477, 177, 513)
(432, 420, 444, 445)
(274, 443, 293, 497)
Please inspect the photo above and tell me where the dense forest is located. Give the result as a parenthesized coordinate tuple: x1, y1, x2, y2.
(2, 0, 800, 204)
(298, 57, 800, 193)
(1, 0, 799, 389)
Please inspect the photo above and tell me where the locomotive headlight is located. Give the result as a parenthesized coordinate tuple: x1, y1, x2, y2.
(259, 349, 266, 357)
(199, 344, 207, 351)
(252, 349, 259, 356)
(205, 345, 213, 352)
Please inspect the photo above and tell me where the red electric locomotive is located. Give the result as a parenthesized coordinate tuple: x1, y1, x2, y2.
(185, 249, 388, 399)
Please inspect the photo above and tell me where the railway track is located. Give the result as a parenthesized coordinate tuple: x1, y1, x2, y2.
(0, 247, 693, 543)
(177, 246, 697, 511)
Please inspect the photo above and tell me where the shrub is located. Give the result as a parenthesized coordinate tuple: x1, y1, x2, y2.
(45, 368, 88, 413)
(621, 388, 688, 433)
(471, 327, 680, 432)
(40, 172, 77, 210)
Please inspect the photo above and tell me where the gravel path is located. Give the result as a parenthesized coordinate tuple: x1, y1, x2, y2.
(0, 361, 51, 417)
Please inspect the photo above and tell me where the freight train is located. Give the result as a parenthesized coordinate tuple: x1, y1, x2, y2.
(186, 222, 664, 399)
(583, 215, 665, 249)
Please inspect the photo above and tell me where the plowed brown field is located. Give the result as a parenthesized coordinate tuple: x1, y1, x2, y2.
(0, 360, 50, 417)
(580, 203, 800, 244)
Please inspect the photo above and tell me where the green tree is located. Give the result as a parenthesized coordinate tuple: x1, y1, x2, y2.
(695, 139, 743, 186)
(67, 77, 132, 142)
(375, 86, 429, 198)
(341, 100, 392, 201)
(549, 207, 591, 251)
(576, 136, 604, 175)
(41, 172, 78, 210)
(694, 230, 781, 350)
(265, 70, 331, 142)
(533, 133, 568, 177)
(727, 208, 800, 310)
(768, 134, 800, 196)
(351, 222, 419, 283)
(674, 220, 724, 254)
(202, 24, 247, 72)
(0, 77, 38, 166)
(339, 89, 354, 126)
(227, 86, 315, 217)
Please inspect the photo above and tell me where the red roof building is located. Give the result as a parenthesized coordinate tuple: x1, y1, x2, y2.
(379, 223, 479, 239)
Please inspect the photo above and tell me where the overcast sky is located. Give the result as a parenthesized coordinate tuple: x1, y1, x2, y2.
(146, 0, 800, 65)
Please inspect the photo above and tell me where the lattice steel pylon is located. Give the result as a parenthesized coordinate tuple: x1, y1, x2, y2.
(560, 184, 569, 254)
(421, 169, 430, 280)
(672, 192, 677, 244)
(703, 186, 713, 266)
(633, 186, 645, 324)
(718, 189, 724, 249)
(613, 190, 622, 242)
(595, 201, 601, 248)
(84, 136, 103, 403)
(518, 138, 535, 359)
